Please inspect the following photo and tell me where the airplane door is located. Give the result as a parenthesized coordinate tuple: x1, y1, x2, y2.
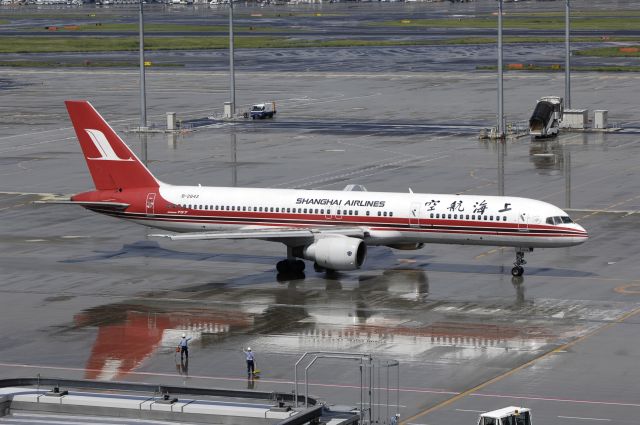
(145, 193, 156, 215)
(409, 202, 421, 228)
(517, 211, 529, 232)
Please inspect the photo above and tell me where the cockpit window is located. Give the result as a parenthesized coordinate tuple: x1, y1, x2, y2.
(547, 216, 572, 225)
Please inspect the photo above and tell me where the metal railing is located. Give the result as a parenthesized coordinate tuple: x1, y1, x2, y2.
(294, 352, 399, 425)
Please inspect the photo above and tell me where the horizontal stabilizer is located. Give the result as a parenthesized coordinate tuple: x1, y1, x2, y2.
(34, 200, 129, 211)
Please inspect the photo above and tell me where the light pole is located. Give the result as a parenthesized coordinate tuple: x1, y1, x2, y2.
(565, 0, 571, 109)
(497, 0, 504, 139)
(138, 0, 147, 129)
(229, 0, 236, 117)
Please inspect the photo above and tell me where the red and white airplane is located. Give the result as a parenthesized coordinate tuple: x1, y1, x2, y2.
(55, 100, 588, 277)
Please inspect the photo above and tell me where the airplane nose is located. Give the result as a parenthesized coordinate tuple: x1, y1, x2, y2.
(577, 223, 588, 239)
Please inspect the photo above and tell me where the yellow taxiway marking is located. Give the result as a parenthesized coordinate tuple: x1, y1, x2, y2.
(614, 282, 640, 295)
(400, 305, 640, 425)
(473, 248, 503, 260)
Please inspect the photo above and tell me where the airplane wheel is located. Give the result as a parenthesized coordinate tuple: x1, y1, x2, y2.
(277, 272, 305, 283)
(276, 260, 289, 274)
(511, 266, 524, 277)
(295, 260, 306, 273)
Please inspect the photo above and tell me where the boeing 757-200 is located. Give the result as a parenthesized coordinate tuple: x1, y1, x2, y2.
(50, 101, 588, 277)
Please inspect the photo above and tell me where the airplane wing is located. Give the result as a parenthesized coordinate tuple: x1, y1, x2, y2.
(150, 227, 367, 243)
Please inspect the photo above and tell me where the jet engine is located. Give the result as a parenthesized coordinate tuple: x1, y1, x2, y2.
(302, 236, 366, 271)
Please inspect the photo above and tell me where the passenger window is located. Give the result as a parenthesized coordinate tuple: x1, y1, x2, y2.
(454, 214, 458, 219)
(430, 213, 434, 218)
(436, 213, 440, 218)
(378, 211, 382, 216)
(270, 207, 274, 212)
(315, 209, 319, 214)
(489, 216, 493, 220)
(483, 215, 488, 220)
(298, 208, 302, 213)
(472, 215, 475, 220)
(383, 211, 388, 217)
(466, 215, 469, 219)
(337, 210, 341, 215)
(327, 209, 330, 215)
(389, 212, 393, 217)
(503, 216, 507, 221)
(366, 211, 370, 216)
(354, 210, 358, 216)
(349, 210, 352, 215)
(205, 205, 208, 210)
(320, 209, 324, 214)
(448, 214, 451, 219)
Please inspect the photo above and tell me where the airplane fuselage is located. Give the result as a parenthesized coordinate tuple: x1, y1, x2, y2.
(76, 184, 588, 249)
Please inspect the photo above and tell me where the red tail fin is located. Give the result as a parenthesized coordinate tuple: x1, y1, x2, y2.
(65, 100, 159, 190)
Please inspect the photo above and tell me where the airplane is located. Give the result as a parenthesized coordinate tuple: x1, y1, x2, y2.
(49, 100, 588, 277)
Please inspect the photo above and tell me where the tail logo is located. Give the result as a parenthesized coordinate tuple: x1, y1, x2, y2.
(85, 129, 133, 161)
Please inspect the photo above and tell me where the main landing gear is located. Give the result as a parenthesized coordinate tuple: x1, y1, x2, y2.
(511, 248, 531, 277)
(276, 259, 305, 274)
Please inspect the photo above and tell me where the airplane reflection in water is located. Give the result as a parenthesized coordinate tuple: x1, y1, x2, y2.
(74, 307, 252, 381)
(72, 270, 551, 381)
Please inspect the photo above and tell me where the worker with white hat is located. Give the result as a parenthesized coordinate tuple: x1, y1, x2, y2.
(242, 346, 256, 378)
(178, 333, 192, 361)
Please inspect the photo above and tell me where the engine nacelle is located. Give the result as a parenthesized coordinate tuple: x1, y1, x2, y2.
(302, 236, 366, 271)
(386, 243, 425, 251)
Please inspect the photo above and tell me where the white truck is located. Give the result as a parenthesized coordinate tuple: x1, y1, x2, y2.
(250, 102, 276, 119)
(477, 406, 532, 425)
(529, 96, 563, 138)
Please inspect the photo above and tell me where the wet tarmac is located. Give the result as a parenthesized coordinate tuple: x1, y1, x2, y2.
(1, 66, 640, 424)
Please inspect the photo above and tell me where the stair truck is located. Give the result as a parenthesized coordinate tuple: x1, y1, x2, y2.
(529, 96, 563, 138)
(477, 406, 532, 425)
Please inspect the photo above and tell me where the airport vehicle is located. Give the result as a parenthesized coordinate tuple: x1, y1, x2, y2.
(477, 406, 532, 425)
(529, 96, 563, 138)
(250, 102, 276, 119)
(53, 101, 587, 277)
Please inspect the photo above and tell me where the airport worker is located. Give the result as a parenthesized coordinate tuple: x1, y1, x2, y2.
(242, 347, 256, 377)
(178, 333, 192, 360)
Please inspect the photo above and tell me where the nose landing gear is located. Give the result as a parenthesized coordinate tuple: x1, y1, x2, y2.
(511, 248, 531, 277)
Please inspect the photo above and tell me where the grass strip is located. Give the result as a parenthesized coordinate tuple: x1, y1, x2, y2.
(31, 23, 281, 33)
(381, 16, 640, 31)
(2, 35, 640, 54)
